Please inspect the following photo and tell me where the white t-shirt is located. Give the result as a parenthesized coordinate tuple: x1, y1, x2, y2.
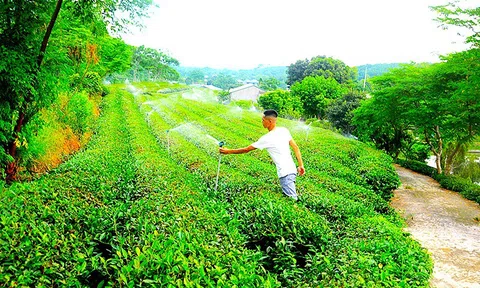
(252, 127, 297, 178)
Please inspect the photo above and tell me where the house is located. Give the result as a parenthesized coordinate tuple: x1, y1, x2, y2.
(229, 84, 264, 102)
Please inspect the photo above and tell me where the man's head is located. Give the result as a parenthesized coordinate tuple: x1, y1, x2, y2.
(262, 110, 278, 130)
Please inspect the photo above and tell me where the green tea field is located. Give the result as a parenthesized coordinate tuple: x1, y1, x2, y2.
(0, 83, 433, 287)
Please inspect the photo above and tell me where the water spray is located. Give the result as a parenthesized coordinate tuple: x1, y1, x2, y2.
(215, 141, 225, 192)
(305, 122, 312, 141)
(166, 129, 170, 154)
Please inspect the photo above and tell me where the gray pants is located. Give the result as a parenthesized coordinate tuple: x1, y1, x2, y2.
(279, 173, 298, 200)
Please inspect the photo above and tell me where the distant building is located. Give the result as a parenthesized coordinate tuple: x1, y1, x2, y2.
(229, 84, 264, 102)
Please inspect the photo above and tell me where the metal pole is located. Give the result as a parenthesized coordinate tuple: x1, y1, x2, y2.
(215, 141, 225, 192)
(215, 154, 222, 192)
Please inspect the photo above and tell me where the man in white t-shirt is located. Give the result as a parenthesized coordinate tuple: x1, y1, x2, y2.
(219, 110, 305, 200)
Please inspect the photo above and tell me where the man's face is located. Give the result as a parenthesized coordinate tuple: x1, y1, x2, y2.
(262, 116, 270, 128)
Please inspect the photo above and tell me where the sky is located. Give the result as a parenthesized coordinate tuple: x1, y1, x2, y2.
(121, 0, 475, 69)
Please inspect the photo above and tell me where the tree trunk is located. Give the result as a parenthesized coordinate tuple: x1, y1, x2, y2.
(5, 0, 63, 181)
(37, 0, 63, 66)
(444, 142, 462, 175)
(5, 112, 25, 182)
(434, 152, 442, 174)
(424, 125, 443, 174)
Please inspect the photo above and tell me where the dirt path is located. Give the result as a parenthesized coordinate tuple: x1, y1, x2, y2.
(391, 165, 480, 288)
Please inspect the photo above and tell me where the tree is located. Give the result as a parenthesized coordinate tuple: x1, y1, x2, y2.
(212, 74, 238, 90)
(326, 90, 365, 134)
(290, 76, 345, 119)
(353, 65, 426, 160)
(188, 69, 205, 84)
(98, 36, 134, 77)
(0, 0, 154, 180)
(416, 51, 480, 174)
(304, 56, 357, 85)
(258, 90, 303, 119)
(258, 76, 281, 91)
(353, 58, 480, 173)
(431, 2, 480, 47)
(286, 56, 357, 87)
(130, 45, 179, 82)
(286, 59, 309, 86)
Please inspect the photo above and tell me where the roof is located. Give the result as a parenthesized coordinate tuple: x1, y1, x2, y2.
(229, 84, 261, 93)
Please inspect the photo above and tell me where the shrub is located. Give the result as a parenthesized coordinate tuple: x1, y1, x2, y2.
(397, 158, 480, 204)
(64, 92, 95, 135)
(70, 71, 104, 96)
(396, 159, 438, 177)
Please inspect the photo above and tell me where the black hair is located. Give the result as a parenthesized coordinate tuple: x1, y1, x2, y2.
(263, 110, 278, 118)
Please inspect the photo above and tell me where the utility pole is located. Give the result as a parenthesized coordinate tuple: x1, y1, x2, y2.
(363, 66, 368, 90)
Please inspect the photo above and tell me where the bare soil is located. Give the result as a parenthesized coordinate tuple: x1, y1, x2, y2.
(391, 165, 480, 288)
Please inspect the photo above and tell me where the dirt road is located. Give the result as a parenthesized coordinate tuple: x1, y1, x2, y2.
(391, 165, 480, 288)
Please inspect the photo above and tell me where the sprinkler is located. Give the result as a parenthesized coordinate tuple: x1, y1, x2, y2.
(215, 141, 225, 192)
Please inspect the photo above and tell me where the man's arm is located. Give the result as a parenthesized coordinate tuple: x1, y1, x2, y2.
(289, 139, 305, 176)
(220, 145, 256, 154)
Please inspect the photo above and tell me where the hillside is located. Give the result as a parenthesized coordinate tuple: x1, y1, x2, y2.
(0, 82, 432, 286)
(177, 66, 288, 82)
(177, 63, 401, 85)
(356, 63, 401, 81)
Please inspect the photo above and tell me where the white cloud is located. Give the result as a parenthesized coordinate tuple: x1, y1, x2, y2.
(121, 0, 474, 68)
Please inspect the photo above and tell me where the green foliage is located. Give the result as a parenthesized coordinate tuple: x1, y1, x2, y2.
(0, 0, 154, 179)
(290, 76, 345, 119)
(188, 69, 205, 83)
(211, 74, 239, 90)
(98, 36, 134, 76)
(131, 82, 430, 286)
(217, 90, 231, 103)
(258, 90, 303, 119)
(356, 63, 401, 81)
(304, 56, 357, 85)
(353, 92, 411, 160)
(454, 157, 480, 184)
(64, 92, 96, 135)
(286, 59, 309, 86)
(397, 158, 480, 204)
(436, 174, 480, 203)
(130, 45, 180, 82)
(326, 90, 365, 134)
(0, 82, 433, 286)
(178, 66, 288, 87)
(230, 100, 256, 110)
(354, 53, 480, 173)
(258, 76, 281, 91)
(402, 142, 431, 162)
(431, 2, 480, 47)
(287, 56, 356, 86)
(70, 72, 104, 96)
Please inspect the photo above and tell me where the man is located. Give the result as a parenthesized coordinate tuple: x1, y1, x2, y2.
(219, 110, 305, 200)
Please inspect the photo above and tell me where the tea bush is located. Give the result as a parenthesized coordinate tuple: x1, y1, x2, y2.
(0, 83, 433, 287)
(137, 85, 432, 286)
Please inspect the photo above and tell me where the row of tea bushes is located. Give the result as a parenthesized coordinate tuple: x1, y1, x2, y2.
(137, 88, 432, 287)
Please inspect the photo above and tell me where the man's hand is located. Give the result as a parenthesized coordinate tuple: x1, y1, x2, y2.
(297, 166, 305, 176)
(219, 147, 229, 154)
(219, 145, 256, 155)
